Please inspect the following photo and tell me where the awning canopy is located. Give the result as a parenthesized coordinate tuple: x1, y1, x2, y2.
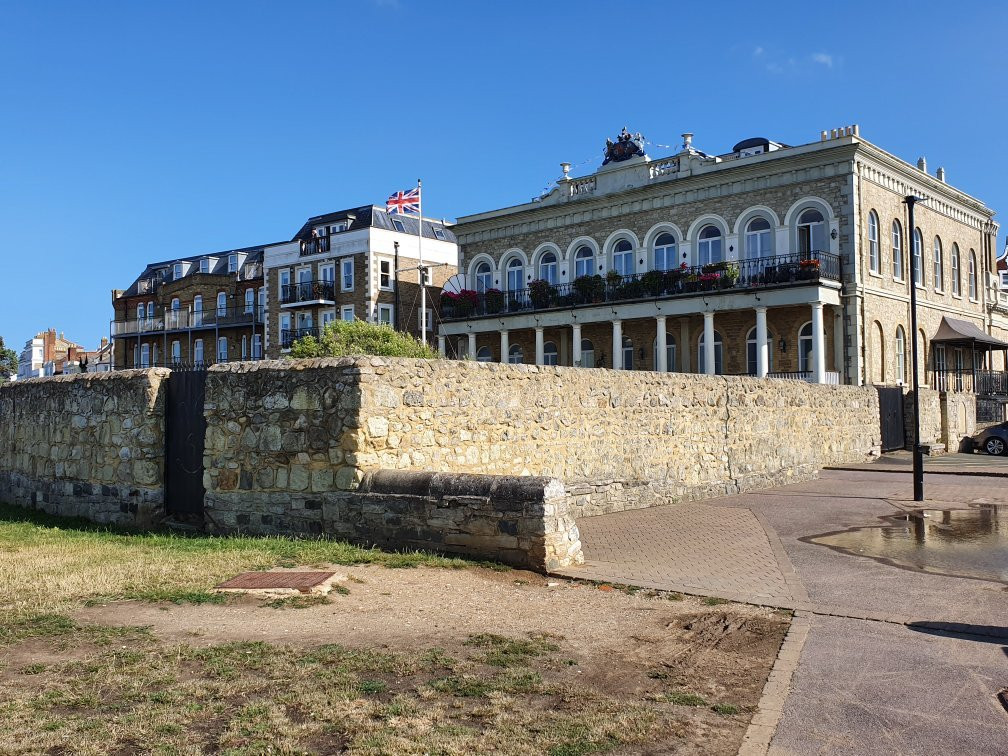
(931, 316, 1008, 348)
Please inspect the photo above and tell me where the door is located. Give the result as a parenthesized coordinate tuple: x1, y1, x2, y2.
(164, 368, 207, 520)
(877, 386, 905, 452)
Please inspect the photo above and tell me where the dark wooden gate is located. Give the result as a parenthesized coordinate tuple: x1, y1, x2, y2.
(164, 368, 207, 520)
(877, 386, 905, 452)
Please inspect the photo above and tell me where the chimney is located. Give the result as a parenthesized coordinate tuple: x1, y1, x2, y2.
(821, 130, 828, 141)
(936, 166, 946, 183)
(681, 133, 694, 151)
(852, 124, 860, 137)
(917, 156, 927, 172)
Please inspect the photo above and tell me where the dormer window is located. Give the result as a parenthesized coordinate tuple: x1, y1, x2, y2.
(433, 227, 447, 240)
(173, 263, 183, 280)
(200, 258, 209, 274)
(391, 219, 406, 233)
(331, 222, 347, 233)
(228, 254, 237, 273)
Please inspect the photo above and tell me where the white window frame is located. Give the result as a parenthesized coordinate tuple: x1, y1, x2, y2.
(539, 252, 558, 284)
(797, 209, 826, 256)
(746, 327, 774, 375)
(579, 339, 595, 368)
(744, 217, 773, 260)
(433, 226, 447, 240)
(140, 343, 150, 368)
(574, 246, 594, 278)
(279, 313, 291, 348)
(892, 221, 904, 281)
(476, 346, 492, 362)
(341, 305, 355, 322)
(653, 234, 676, 272)
(543, 341, 559, 366)
(379, 259, 393, 290)
(216, 291, 227, 317)
(621, 336, 634, 371)
(391, 219, 406, 233)
(418, 307, 433, 333)
(895, 327, 906, 384)
(951, 245, 961, 297)
(228, 254, 238, 273)
(217, 337, 228, 363)
(867, 211, 880, 275)
(171, 340, 181, 364)
(508, 344, 523, 364)
(252, 333, 262, 359)
(194, 339, 204, 364)
(968, 252, 978, 300)
(241, 335, 247, 360)
(654, 334, 677, 372)
(697, 226, 723, 267)
(341, 258, 354, 291)
(933, 237, 944, 292)
(613, 240, 634, 277)
(173, 263, 183, 280)
(912, 228, 924, 287)
(320, 263, 335, 284)
(244, 288, 254, 313)
(377, 303, 394, 326)
(505, 257, 524, 292)
(474, 262, 492, 292)
(698, 331, 724, 375)
(321, 309, 336, 328)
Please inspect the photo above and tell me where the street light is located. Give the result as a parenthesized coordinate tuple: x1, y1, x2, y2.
(904, 194, 926, 502)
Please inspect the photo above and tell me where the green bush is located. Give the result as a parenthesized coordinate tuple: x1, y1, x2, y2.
(288, 320, 439, 359)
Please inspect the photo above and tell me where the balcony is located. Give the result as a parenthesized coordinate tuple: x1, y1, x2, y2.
(299, 237, 332, 256)
(280, 327, 319, 349)
(280, 280, 336, 306)
(441, 251, 841, 320)
(111, 306, 265, 336)
(768, 370, 841, 385)
(930, 369, 1008, 396)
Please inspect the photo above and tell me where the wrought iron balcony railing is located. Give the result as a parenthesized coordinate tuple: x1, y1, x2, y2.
(111, 306, 265, 336)
(441, 250, 841, 320)
(931, 369, 1008, 396)
(299, 236, 332, 256)
(280, 327, 319, 349)
(280, 280, 336, 304)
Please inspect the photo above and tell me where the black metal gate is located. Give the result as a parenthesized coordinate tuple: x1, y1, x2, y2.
(164, 368, 207, 520)
(877, 386, 905, 452)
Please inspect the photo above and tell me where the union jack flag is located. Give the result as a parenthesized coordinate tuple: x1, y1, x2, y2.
(386, 187, 420, 215)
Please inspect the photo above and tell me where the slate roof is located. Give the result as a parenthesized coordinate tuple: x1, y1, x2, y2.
(118, 244, 272, 297)
(291, 205, 456, 244)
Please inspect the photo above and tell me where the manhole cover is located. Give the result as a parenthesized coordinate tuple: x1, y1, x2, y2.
(215, 571, 340, 593)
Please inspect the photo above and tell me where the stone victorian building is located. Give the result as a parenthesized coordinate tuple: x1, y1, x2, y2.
(111, 245, 268, 368)
(440, 126, 1007, 397)
(262, 205, 457, 358)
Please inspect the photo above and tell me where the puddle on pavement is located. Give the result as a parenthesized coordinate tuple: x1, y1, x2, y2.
(804, 505, 1008, 584)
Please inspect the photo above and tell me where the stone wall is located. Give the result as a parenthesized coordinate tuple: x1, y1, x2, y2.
(0, 369, 168, 524)
(941, 391, 976, 452)
(204, 358, 881, 529)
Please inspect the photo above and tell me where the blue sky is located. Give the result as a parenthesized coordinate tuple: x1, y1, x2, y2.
(1, 0, 1005, 353)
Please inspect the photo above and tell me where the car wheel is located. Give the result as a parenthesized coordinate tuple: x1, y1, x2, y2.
(984, 437, 1006, 456)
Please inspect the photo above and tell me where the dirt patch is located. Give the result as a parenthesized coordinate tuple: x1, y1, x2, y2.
(3, 565, 787, 754)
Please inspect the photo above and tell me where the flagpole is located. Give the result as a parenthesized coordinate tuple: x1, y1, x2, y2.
(418, 178, 425, 344)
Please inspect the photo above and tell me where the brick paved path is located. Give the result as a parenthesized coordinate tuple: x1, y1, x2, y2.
(554, 503, 797, 605)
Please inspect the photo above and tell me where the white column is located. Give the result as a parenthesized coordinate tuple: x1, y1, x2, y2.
(467, 332, 476, 359)
(499, 330, 509, 364)
(811, 301, 825, 384)
(611, 320, 623, 370)
(437, 335, 446, 357)
(535, 327, 545, 366)
(703, 311, 715, 375)
(680, 319, 690, 372)
(833, 309, 843, 383)
(655, 316, 667, 372)
(572, 323, 582, 366)
(755, 306, 768, 378)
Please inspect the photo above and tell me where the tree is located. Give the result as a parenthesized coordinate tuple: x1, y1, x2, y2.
(0, 336, 17, 382)
(288, 320, 438, 360)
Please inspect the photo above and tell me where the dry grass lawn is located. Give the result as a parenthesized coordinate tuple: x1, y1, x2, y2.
(0, 503, 789, 755)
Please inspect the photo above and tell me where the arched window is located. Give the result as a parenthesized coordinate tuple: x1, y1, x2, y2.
(654, 233, 677, 271)
(799, 322, 814, 374)
(867, 210, 880, 274)
(951, 244, 961, 296)
(194, 339, 204, 365)
(968, 250, 978, 299)
(579, 339, 595, 368)
(912, 228, 924, 286)
(136, 303, 144, 321)
(574, 245, 595, 278)
(621, 336, 634, 370)
(744, 217, 773, 259)
(653, 333, 677, 372)
(476, 346, 492, 362)
(216, 291, 227, 317)
(613, 239, 634, 276)
(543, 341, 558, 366)
(474, 262, 492, 293)
(538, 252, 558, 284)
(746, 327, 775, 375)
(169, 297, 181, 328)
(505, 257, 524, 292)
(891, 220, 904, 280)
(146, 301, 154, 319)
(797, 208, 826, 256)
(933, 237, 944, 292)
(895, 326, 906, 384)
(508, 344, 523, 364)
(217, 336, 228, 363)
(698, 225, 723, 266)
(193, 295, 203, 327)
(244, 288, 254, 313)
(698, 330, 724, 375)
(171, 340, 181, 364)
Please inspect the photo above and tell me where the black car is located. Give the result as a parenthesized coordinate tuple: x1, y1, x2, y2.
(970, 422, 1008, 456)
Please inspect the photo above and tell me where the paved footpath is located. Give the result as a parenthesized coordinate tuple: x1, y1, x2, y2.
(555, 468, 1008, 755)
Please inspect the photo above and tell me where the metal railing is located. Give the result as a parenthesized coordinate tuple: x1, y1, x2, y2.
(768, 370, 841, 385)
(442, 250, 841, 320)
(931, 369, 1008, 396)
(280, 327, 319, 348)
(111, 306, 265, 336)
(299, 237, 331, 256)
(280, 280, 336, 304)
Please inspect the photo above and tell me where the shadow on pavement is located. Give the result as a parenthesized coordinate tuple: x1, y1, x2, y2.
(906, 620, 1008, 644)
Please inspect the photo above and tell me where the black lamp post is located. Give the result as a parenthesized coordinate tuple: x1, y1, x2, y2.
(904, 194, 926, 502)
